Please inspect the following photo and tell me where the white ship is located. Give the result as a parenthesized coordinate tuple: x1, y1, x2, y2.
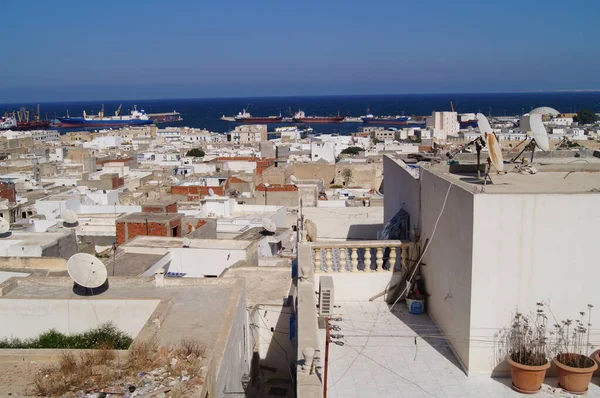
(0, 114, 17, 131)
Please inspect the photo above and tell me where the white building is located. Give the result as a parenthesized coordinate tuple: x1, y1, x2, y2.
(426, 111, 460, 140)
(310, 142, 336, 163)
(549, 117, 573, 126)
(383, 155, 600, 374)
(228, 125, 267, 143)
(83, 135, 123, 149)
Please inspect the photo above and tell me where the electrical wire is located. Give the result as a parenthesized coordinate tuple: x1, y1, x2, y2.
(390, 182, 453, 311)
(328, 310, 379, 390)
(340, 343, 437, 397)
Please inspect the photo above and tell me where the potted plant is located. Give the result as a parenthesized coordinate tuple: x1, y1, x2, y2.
(503, 303, 550, 394)
(550, 305, 597, 394)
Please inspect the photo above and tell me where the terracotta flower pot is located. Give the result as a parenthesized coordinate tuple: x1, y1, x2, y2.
(554, 353, 598, 394)
(507, 355, 550, 394)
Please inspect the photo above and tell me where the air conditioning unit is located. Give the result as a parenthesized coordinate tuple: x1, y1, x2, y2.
(319, 276, 334, 316)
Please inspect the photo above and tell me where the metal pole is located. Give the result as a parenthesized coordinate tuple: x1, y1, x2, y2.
(324, 317, 330, 398)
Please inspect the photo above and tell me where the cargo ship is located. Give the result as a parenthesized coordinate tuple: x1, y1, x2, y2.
(58, 105, 153, 127)
(362, 113, 409, 125)
(0, 114, 17, 130)
(292, 110, 344, 124)
(148, 111, 183, 124)
(458, 113, 478, 129)
(221, 109, 283, 123)
(14, 105, 51, 130)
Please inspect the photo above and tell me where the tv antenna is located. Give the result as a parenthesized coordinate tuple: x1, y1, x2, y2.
(261, 218, 277, 235)
(509, 113, 550, 163)
(67, 253, 108, 295)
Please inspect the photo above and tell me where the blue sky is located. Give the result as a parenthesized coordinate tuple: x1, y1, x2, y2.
(1, 0, 598, 102)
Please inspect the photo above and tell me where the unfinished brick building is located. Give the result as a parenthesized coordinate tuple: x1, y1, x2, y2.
(116, 213, 182, 246)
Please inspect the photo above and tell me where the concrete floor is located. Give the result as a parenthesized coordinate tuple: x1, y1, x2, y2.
(324, 301, 600, 398)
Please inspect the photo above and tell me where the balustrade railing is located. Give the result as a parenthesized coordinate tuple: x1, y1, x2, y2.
(309, 241, 408, 273)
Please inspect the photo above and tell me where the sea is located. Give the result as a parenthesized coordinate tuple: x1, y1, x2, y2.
(2, 92, 599, 135)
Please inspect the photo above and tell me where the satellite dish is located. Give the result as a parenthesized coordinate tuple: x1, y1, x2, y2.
(208, 188, 215, 196)
(61, 209, 79, 227)
(67, 253, 108, 289)
(0, 218, 10, 235)
(484, 132, 504, 172)
(182, 237, 191, 248)
(476, 113, 492, 135)
(289, 175, 298, 184)
(261, 218, 277, 234)
(529, 113, 550, 151)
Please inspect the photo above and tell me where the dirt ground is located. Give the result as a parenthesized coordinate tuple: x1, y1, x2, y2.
(0, 353, 56, 396)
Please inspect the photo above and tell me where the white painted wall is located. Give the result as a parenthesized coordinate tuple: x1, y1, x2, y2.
(214, 288, 251, 398)
(419, 170, 474, 372)
(79, 204, 141, 214)
(0, 271, 29, 284)
(85, 190, 119, 205)
(303, 207, 383, 240)
(0, 299, 160, 339)
(35, 197, 81, 220)
(468, 193, 600, 373)
(223, 161, 256, 173)
(310, 142, 336, 164)
(312, 273, 402, 301)
(382, 156, 420, 230)
(167, 247, 247, 277)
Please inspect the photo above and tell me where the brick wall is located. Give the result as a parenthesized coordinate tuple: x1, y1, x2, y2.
(0, 181, 16, 203)
(111, 176, 125, 189)
(116, 220, 173, 246)
(171, 185, 224, 199)
(116, 222, 126, 246)
(141, 202, 178, 214)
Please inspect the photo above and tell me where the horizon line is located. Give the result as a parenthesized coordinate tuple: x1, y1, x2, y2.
(1, 89, 600, 105)
(1, 89, 600, 106)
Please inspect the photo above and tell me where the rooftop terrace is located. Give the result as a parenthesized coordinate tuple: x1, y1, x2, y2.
(430, 163, 600, 194)
(324, 301, 600, 398)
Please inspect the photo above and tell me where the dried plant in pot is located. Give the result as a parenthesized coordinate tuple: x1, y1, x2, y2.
(501, 303, 550, 394)
(549, 305, 597, 394)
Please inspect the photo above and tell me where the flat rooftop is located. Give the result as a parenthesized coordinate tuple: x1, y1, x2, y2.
(222, 266, 291, 306)
(0, 230, 72, 250)
(325, 301, 600, 398)
(0, 275, 243, 348)
(431, 164, 600, 194)
(116, 212, 181, 223)
(105, 252, 165, 276)
(123, 235, 253, 250)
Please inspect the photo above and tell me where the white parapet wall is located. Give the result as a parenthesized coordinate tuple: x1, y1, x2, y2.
(0, 299, 161, 340)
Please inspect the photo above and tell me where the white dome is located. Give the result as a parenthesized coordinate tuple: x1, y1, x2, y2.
(530, 107, 560, 117)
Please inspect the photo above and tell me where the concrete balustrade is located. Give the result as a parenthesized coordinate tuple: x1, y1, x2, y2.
(309, 241, 407, 273)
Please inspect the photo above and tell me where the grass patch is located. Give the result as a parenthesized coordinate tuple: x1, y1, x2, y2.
(0, 322, 132, 349)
